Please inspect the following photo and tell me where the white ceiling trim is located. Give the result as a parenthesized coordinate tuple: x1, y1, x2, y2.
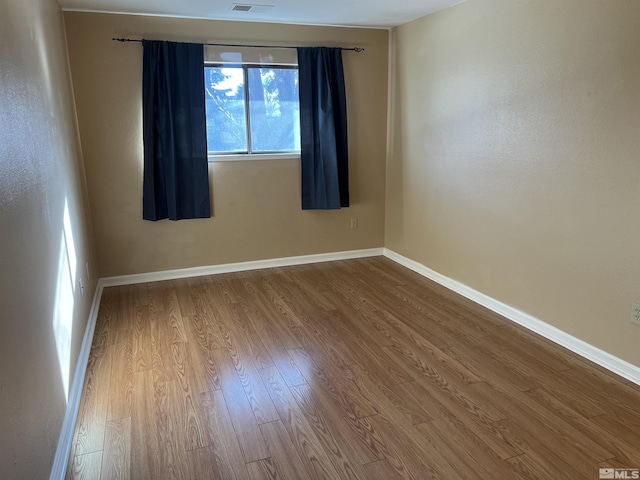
(59, 7, 393, 30)
(58, 0, 466, 29)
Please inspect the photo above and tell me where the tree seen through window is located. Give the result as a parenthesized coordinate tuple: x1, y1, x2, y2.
(205, 65, 300, 154)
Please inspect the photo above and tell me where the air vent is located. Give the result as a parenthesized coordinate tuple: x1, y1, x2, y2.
(230, 3, 275, 13)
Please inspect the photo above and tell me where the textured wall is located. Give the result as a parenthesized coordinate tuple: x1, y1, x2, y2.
(386, 0, 640, 366)
(0, 0, 97, 477)
(64, 12, 388, 277)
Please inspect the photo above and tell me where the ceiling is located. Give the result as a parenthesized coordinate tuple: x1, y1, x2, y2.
(57, 0, 464, 28)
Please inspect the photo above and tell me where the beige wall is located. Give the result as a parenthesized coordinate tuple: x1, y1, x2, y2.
(64, 12, 388, 277)
(0, 0, 97, 477)
(386, 0, 640, 367)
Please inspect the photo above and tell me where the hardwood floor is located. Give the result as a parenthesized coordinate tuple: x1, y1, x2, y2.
(66, 257, 640, 479)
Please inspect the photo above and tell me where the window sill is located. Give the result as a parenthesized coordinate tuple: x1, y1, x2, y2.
(208, 152, 301, 162)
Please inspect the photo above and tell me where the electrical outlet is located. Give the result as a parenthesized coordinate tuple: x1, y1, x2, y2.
(632, 303, 640, 326)
(350, 218, 358, 229)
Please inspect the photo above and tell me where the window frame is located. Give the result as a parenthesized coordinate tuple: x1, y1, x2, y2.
(204, 61, 301, 161)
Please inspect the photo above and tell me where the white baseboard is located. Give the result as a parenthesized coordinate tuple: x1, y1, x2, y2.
(50, 282, 105, 480)
(383, 248, 640, 386)
(101, 248, 385, 287)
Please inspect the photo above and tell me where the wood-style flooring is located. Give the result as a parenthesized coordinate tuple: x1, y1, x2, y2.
(66, 257, 640, 479)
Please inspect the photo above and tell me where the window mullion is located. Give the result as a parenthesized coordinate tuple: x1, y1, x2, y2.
(243, 66, 252, 154)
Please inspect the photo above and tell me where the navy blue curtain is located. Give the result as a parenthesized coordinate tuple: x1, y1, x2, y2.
(142, 40, 211, 221)
(297, 47, 349, 210)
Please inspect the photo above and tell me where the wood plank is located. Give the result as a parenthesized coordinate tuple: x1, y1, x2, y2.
(116, 284, 136, 331)
(173, 280, 196, 317)
(281, 270, 336, 313)
(211, 347, 269, 463)
(239, 305, 307, 387)
(496, 323, 574, 372)
(281, 307, 356, 370)
(590, 414, 640, 458)
(247, 280, 306, 350)
(186, 447, 225, 480)
(132, 283, 150, 308)
(470, 381, 614, 465)
(287, 377, 384, 463)
(415, 411, 524, 480)
(555, 367, 640, 424)
(397, 380, 522, 460)
(130, 370, 161, 479)
(349, 364, 493, 480)
(382, 344, 507, 424)
(169, 342, 212, 451)
(131, 304, 152, 373)
(258, 367, 344, 480)
(201, 389, 251, 480)
(92, 287, 117, 349)
(359, 414, 445, 480)
(65, 427, 79, 480)
(183, 311, 221, 352)
(163, 287, 188, 343)
(379, 324, 481, 385)
(182, 315, 221, 393)
(245, 458, 282, 480)
(346, 364, 433, 427)
(443, 343, 538, 393)
(100, 417, 131, 480)
(70, 451, 102, 480)
(413, 420, 491, 480)
(498, 417, 592, 480)
(259, 421, 317, 480)
(217, 327, 280, 424)
(288, 348, 378, 420)
(231, 303, 275, 370)
(149, 290, 178, 384)
(449, 329, 575, 395)
(362, 459, 409, 480)
(106, 321, 133, 421)
(389, 283, 498, 340)
(156, 380, 190, 478)
(351, 257, 410, 287)
(525, 388, 638, 465)
(203, 275, 248, 333)
(74, 345, 113, 456)
(289, 382, 376, 475)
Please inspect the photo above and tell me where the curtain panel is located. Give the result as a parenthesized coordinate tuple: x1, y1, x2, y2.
(142, 40, 211, 221)
(297, 47, 350, 210)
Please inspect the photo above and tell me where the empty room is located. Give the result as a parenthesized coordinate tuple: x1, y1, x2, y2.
(2, 0, 640, 479)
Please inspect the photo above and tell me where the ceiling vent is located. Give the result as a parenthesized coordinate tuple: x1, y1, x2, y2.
(230, 3, 275, 12)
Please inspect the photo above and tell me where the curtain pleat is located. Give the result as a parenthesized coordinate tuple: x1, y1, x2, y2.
(142, 40, 211, 221)
(297, 47, 349, 210)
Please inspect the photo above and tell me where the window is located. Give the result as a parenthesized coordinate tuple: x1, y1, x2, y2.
(204, 47, 300, 158)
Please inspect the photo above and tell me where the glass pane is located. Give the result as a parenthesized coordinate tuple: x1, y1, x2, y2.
(204, 67, 247, 153)
(248, 68, 300, 152)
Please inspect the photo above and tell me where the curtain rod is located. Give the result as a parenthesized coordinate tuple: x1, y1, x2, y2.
(112, 38, 364, 52)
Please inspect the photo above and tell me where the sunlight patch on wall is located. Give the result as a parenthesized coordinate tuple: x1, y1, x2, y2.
(63, 198, 77, 286)
(52, 199, 77, 402)
(32, 9, 54, 104)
